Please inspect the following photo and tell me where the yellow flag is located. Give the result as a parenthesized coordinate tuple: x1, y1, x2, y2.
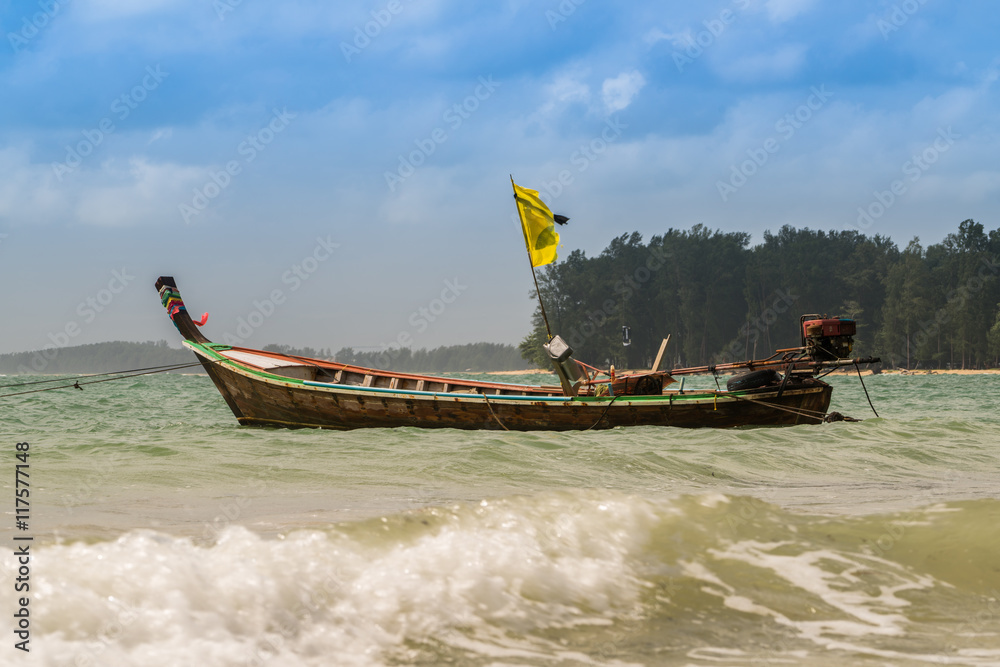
(512, 180, 560, 267)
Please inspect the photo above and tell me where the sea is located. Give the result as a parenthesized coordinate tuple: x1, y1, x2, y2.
(0, 371, 998, 667)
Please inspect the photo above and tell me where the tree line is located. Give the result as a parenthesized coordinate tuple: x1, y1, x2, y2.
(0, 340, 194, 375)
(332, 342, 525, 372)
(0, 340, 528, 375)
(519, 219, 1000, 370)
(268, 343, 526, 372)
(6, 219, 998, 377)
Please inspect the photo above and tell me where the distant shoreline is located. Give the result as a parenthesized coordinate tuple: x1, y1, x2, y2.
(878, 369, 1000, 375)
(491, 368, 1000, 377)
(5, 367, 996, 379)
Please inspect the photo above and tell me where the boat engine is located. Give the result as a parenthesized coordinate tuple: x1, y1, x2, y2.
(801, 316, 856, 360)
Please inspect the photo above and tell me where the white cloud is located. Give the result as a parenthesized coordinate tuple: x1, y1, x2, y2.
(75, 158, 210, 226)
(764, 0, 816, 23)
(644, 27, 692, 49)
(0, 147, 65, 224)
(534, 70, 592, 117)
(601, 70, 646, 114)
(0, 148, 211, 228)
(147, 128, 173, 145)
(550, 74, 592, 105)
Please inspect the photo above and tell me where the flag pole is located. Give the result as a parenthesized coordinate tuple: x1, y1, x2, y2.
(529, 255, 554, 341)
(511, 176, 553, 341)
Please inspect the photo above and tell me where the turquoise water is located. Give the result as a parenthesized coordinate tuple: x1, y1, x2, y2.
(1, 372, 998, 666)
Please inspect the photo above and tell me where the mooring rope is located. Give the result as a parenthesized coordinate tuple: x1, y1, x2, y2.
(713, 389, 831, 422)
(0, 361, 214, 399)
(0, 361, 213, 391)
(479, 391, 621, 432)
(855, 362, 879, 417)
(479, 392, 511, 431)
(585, 395, 619, 431)
(3, 353, 879, 425)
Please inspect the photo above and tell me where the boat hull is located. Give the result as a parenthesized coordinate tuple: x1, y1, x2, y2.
(194, 347, 833, 431)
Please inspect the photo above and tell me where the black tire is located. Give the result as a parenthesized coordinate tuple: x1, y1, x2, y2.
(727, 369, 781, 392)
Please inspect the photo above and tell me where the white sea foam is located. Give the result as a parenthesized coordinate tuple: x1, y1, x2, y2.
(8, 491, 997, 666)
(22, 492, 658, 667)
(688, 540, 1000, 665)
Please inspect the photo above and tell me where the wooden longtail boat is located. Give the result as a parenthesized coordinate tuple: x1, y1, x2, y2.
(155, 277, 879, 430)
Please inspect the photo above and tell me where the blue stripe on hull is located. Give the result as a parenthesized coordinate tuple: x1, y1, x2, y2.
(302, 380, 575, 401)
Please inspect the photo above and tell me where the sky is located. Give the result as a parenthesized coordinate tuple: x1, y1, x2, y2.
(0, 0, 998, 357)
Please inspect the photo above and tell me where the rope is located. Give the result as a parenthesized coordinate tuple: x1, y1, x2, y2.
(0, 361, 208, 390)
(855, 362, 879, 417)
(585, 395, 619, 430)
(479, 392, 510, 431)
(0, 361, 212, 399)
(480, 390, 618, 432)
(2, 352, 877, 425)
(479, 386, 835, 431)
(716, 389, 830, 422)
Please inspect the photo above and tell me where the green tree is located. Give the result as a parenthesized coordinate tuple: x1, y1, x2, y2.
(988, 305, 1000, 367)
(877, 239, 931, 368)
(516, 220, 999, 371)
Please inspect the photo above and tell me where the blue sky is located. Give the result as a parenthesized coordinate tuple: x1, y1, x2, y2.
(1, 0, 998, 356)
